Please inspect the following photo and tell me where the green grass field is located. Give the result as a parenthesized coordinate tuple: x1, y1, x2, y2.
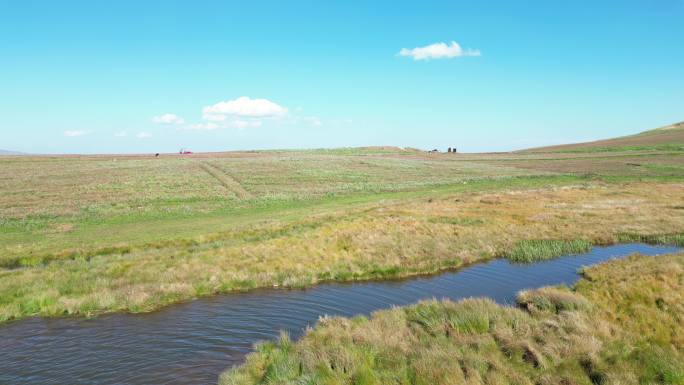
(1, 123, 684, 322)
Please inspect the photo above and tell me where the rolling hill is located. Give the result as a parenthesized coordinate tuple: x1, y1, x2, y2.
(0, 149, 24, 155)
(521, 121, 684, 153)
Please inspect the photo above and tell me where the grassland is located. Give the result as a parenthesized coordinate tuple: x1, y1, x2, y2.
(220, 252, 684, 385)
(522, 120, 684, 153)
(1, 123, 684, 322)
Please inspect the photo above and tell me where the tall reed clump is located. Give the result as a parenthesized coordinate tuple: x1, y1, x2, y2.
(507, 239, 592, 263)
(617, 232, 684, 247)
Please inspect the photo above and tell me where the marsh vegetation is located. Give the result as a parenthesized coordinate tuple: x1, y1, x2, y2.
(221, 253, 684, 385)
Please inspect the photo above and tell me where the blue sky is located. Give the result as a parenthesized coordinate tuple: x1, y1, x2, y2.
(1, 0, 683, 154)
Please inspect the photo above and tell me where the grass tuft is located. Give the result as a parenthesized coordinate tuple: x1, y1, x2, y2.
(517, 286, 590, 313)
(507, 239, 592, 263)
(427, 216, 485, 226)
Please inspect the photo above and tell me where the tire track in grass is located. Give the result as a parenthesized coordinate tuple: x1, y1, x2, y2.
(197, 161, 253, 199)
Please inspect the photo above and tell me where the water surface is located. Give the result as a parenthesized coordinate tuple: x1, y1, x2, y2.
(0, 243, 679, 384)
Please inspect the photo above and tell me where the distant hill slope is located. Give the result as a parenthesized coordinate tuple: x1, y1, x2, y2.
(521, 121, 684, 153)
(0, 149, 24, 155)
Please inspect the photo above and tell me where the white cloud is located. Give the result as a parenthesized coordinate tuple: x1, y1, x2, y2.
(311, 118, 322, 127)
(162, 96, 300, 132)
(185, 120, 262, 131)
(202, 114, 227, 122)
(286, 115, 323, 128)
(114, 131, 127, 137)
(202, 96, 288, 121)
(303, 116, 322, 127)
(136, 132, 152, 139)
(186, 122, 220, 131)
(64, 130, 91, 137)
(398, 41, 481, 60)
(152, 113, 185, 125)
(230, 120, 262, 129)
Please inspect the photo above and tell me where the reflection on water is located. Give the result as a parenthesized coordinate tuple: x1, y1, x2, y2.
(0, 243, 679, 385)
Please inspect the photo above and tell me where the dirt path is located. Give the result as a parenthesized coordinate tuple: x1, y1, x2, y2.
(198, 161, 253, 199)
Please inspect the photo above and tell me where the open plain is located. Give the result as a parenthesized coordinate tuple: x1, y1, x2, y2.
(1, 123, 683, 323)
